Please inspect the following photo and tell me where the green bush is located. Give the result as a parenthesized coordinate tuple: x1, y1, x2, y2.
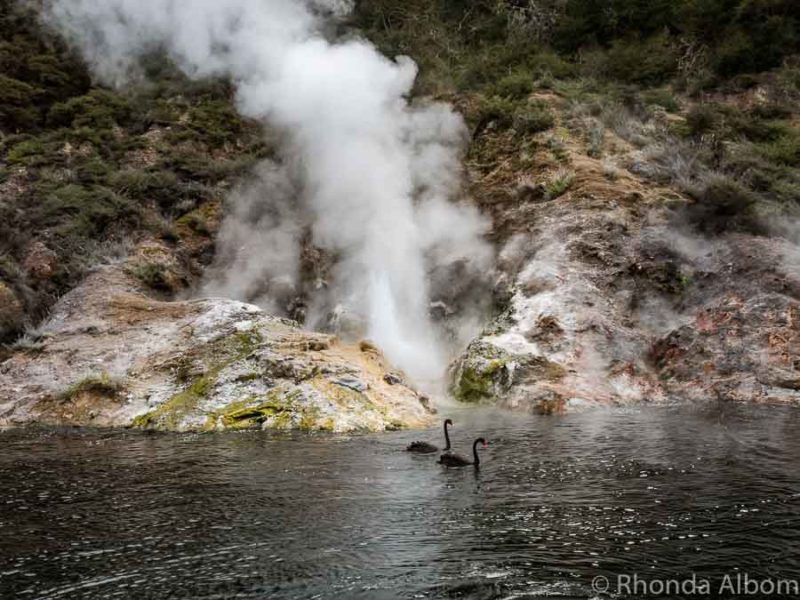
(642, 88, 680, 113)
(75, 157, 113, 184)
(164, 99, 246, 148)
(109, 168, 214, 214)
(109, 168, 179, 198)
(604, 34, 679, 86)
(0, 74, 41, 130)
(513, 101, 555, 134)
(526, 51, 578, 80)
(758, 128, 800, 167)
(686, 104, 721, 137)
(714, 17, 798, 77)
(41, 184, 139, 237)
(546, 168, 576, 200)
(127, 262, 171, 291)
(47, 89, 133, 130)
(749, 103, 793, 121)
(494, 69, 534, 99)
(6, 137, 47, 164)
(158, 148, 260, 184)
(472, 95, 515, 130)
(683, 177, 762, 235)
(0, 2, 90, 130)
(5, 133, 68, 167)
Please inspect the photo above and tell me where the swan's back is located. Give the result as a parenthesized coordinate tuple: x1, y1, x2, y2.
(438, 452, 471, 467)
(406, 441, 438, 453)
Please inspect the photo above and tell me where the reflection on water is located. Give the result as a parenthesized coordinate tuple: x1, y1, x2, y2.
(1, 405, 799, 599)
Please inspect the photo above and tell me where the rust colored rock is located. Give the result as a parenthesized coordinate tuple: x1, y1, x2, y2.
(0, 282, 24, 340)
(22, 242, 58, 281)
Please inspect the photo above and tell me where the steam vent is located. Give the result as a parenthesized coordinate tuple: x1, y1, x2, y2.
(2, 1, 800, 597)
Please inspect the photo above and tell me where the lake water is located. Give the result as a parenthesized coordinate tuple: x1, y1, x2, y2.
(1, 404, 799, 599)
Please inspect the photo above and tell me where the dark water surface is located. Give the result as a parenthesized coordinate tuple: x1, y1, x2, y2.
(1, 405, 800, 599)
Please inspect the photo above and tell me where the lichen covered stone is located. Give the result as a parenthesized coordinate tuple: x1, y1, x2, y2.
(0, 266, 433, 432)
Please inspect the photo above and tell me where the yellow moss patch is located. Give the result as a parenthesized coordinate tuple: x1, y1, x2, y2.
(132, 366, 221, 430)
(131, 327, 264, 430)
(310, 377, 375, 411)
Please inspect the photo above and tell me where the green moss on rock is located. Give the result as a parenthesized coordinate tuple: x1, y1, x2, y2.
(132, 367, 221, 429)
(60, 373, 122, 402)
(132, 326, 264, 430)
(214, 394, 285, 430)
(450, 341, 515, 403)
(451, 357, 510, 403)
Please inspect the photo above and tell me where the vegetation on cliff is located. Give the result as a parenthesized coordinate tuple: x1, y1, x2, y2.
(0, 0, 267, 344)
(353, 1, 799, 223)
(349, 1, 800, 409)
(2, 0, 799, 413)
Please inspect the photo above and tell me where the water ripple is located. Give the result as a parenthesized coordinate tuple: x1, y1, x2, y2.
(1, 405, 800, 598)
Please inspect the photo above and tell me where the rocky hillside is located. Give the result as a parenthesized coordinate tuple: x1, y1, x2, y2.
(450, 92, 800, 413)
(0, 246, 433, 431)
(2, 0, 800, 427)
(0, 0, 267, 345)
(354, 1, 800, 412)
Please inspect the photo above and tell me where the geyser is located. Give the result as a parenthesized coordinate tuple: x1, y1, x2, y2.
(44, 0, 492, 383)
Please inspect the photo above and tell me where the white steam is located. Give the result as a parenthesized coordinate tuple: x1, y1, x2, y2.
(44, 0, 492, 382)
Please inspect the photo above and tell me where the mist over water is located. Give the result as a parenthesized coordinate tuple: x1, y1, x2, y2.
(44, 0, 492, 382)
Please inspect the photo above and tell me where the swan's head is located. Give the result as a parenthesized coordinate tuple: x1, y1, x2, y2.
(476, 437, 488, 448)
(445, 418, 453, 426)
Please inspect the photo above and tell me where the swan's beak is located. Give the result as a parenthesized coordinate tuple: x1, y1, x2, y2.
(482, 441, 489, 448)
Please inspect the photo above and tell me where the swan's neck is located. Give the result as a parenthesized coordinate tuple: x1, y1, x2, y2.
(472, 440, 480, 466)
(443, 422, 451, 451)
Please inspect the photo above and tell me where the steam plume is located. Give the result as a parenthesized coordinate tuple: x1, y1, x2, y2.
(44, 0, 492, 382)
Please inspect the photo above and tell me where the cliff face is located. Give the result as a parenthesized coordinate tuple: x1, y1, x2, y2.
(2, 2, 800, 428)
(450, 94, 800, 413)
(0, 251, 433, 432)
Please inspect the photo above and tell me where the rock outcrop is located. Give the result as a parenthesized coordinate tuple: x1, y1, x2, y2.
(453, 96, 800, 413)
(0, 265, 433, 432)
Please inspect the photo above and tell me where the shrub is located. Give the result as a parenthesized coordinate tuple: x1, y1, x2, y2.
(47, 89, 133, 130)
(9, 332, 45, 355)
(475, 95, 518, 129)
(686, 104, 720, 137)
(494, 69, 534, 99)
(604, 34, 679, 86)
(586, 119, 605, 157)
(75, 157, 113, 184)
(41, 184, 139, 237)
(127, 261, 171, 291)
(158, 149, 260, 184)
(513, 101, 555, 134)
(0, 75, 42, 130)
(642, 88, 680, 113)
(108, 168, 187, 211)
(6, 137, 46, 165)
(0, 3, 90, 129)
(713, 17, 798, 77)
(546, 168, 576, 200)
(525, 51, 577, 80)
(5, 132, 71, 168)
(167, 99, 246, 148)
(749, 103, 793, 121)
(683, 176, 762, 235)
(758, 128, 800, 167)
(600, 103, 652, 147)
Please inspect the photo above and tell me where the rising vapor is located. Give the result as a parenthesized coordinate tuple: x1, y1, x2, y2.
(42, 0, 492, 383)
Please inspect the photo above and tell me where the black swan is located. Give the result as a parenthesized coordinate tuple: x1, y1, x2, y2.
(438, 437, 487, 467)
(406, 419, 453, 454)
